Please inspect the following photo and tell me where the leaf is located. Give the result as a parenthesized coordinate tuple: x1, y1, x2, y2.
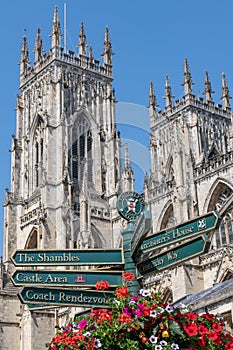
(170, 320, 185, 336)
(137, 320, 145, 329)
(150, 323, 159, 335)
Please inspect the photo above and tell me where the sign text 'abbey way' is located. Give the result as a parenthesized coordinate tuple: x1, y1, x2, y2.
(11, 270, 122, 287)
(11, 249, 123, 266)
(137, 234, 211, 275)
(140, 211, 220, 255)
(18, 286, 113, 308)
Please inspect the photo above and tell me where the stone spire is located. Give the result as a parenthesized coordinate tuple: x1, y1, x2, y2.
(148, 81, 159, 112)
(124, 144, 130, 170)
(163, 75, 174, 107)
(221, 72, 231, 109)
(89, 46, 94, 68)
(19, 34, 30, 79)
(102, 26, 114, 66)
(122, 144, 134, 192)
(34, 28, 44, 62)
(78, 22, 87, 56)
(182, 58, 194, 95)
(203, 70, 214, 102)
(50, 6, 62, 48)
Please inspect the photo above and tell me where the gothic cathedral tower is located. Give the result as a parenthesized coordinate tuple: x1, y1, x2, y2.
(4, 7, 132, 268)
(145, 59, 233, 302)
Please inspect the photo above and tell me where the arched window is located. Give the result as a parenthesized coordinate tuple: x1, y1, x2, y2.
(207, 183, 233, 248)
(32, 117, 44, 191)
(35, 141, 39, 187)
(162, 287, 173, 304)
(160, 204, 175, 230)
(25, 228, 38, 249)
(70, 117, 93, 189)
(34, 137, 43, 189)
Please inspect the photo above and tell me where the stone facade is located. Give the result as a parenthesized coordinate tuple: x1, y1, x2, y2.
(0, 7, 134, 350)
(1, 6, 233, 350)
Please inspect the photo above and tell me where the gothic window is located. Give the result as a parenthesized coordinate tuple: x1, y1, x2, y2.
(221, 312, 232, 334)
(32, 118, 44, 192)
(79, 134, 85, 160)
(33, 137, 44, 189)
(40, 139, 43, 163)
(35, 141, 39, 187)
(162, 288, 173, 304)
(165, 155, 174, 183)
(70, 117, 93, 188)
(220, 269, 233, 282)
(72, 140, 78, 180)
(208, 183, 233, 249)
(87, 131, 93, 182)
(160, 204, 175, 230)
(25, 228, 38, 249)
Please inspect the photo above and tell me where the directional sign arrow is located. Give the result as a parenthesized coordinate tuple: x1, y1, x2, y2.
(11, 270, 122, 287)
(11, 248, 123, 266)
(18, 286, 114, 308)
(137, 234, 211, 276)
(139, 211, 220, 255)
(131, 210, 151, 257)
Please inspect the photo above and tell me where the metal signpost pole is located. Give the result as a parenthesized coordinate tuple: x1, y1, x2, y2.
(117, 191, 145, 294)
(121, 221, 140, 294)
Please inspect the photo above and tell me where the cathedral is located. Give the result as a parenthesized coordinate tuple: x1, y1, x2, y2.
(1, 6, 233, 349)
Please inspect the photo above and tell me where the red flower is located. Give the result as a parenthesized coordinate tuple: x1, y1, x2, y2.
(118, 313, 132, 324)
(95, 280, 110, 290)
(184, 323, 198, 337)
(213, 336, 222, 345)
(141, 336, 149, 343)
(115, 286, 129, 298)
(123, 272, 134, 281)
(186, 312, 198, 321)
(198, 324, 208, 335)
(198, 335, 206, 348)
(225, 342, 233, 350)
(212, 322, 223, 333)
(201, 313, 215, 321)
(90, 308, 112, 324)
(208, 330, 219, 341)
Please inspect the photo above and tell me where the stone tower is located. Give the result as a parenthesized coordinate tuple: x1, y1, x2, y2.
(145, 59, 233, 308)
(1, 7, 134, 350)
(4, 7, 125, 261)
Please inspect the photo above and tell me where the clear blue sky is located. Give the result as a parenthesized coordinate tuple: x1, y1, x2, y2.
(1, 0, 233, 256)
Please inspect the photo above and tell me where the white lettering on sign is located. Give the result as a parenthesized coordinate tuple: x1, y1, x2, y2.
(198, 219, 206, 230)
(26, 290, 55, 301)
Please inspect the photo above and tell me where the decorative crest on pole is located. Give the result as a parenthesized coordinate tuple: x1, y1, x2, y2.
(117, 192, 145, 222)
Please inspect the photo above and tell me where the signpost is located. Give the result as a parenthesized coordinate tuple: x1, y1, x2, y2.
(11, 270, 122, 287)
(18, 286, 113, 308)
(131, 210, 151, 257)
(137, 234, 210, 276)
(139, 211, 220, 255)
(11, 248, 123, 266)
(10, 189, 221, 310)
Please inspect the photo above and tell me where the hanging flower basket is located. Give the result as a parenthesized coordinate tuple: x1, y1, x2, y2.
(46, 272, 233, 350)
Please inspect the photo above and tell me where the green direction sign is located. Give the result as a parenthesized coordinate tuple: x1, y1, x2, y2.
(11, 270, 122, 287)
(11, 248, 123, 266)
(140, 211, 220, 255)
(137, 234, 211, 276)
(27, 304, 57, 310)
(18, 286, 113, 307)
(131, 210, 151, 257)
